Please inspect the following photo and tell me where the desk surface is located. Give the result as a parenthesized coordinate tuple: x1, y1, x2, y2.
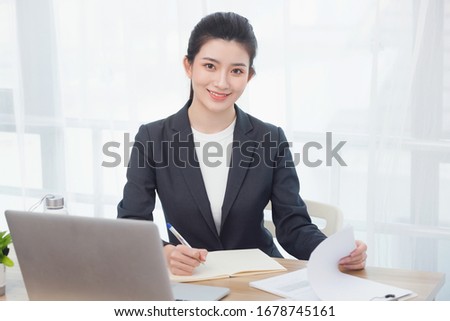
(1, 250, 445, 301)
(195, 259, 445, 301)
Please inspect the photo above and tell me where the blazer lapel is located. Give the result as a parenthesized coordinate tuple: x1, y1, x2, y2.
(221, 106, 256, 227)
(170, 104, 219, 239)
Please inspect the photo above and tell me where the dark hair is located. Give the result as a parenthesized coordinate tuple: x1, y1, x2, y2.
(186, 12, 258, 99)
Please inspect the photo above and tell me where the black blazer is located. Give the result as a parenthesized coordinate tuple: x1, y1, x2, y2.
(117, 101, 326, 259)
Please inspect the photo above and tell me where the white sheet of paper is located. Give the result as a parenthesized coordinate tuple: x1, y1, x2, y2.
(307, 226, 415, 300)
(251, 226, 415, 301)
(250, 268, 319, 300)
(307, 225, 356, 295)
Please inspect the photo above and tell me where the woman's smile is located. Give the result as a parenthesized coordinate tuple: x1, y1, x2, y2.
(207, 89, 231, 101)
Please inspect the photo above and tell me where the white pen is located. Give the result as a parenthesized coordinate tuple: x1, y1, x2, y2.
(166, 223, 204, 264)
(167, 223, 192, 247)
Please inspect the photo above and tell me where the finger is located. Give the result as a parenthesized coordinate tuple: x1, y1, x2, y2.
(341, 255, 366, 268)
(198, 249, 208, 262)
(350, 240, 367, 256)
(184, 250, 205, 265)
(340, 253, 367, 270)
(339, 256, 352, 265)
(340, 261, 366, 270)
(172, 245, 204, 266)
(168, 251, 200, 275)
(177, 245, 209, 264)
(168, 257, 197, 274)
(169, 262, 196, 276)
(340, 252, 367, 265)
(340, 258, 366, 270)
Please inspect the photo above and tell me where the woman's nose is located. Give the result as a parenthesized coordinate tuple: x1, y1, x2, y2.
(214, 71, 230, 89)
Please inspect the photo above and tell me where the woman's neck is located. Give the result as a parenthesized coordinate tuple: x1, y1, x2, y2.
(188, 103, 236, 134)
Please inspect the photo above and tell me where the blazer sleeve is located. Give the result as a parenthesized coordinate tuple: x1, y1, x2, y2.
(271, 127, 327, 260)
(117, 124, 157, 222)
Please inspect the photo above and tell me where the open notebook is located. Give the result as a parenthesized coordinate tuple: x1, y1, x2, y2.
(170, 248, 286, 282)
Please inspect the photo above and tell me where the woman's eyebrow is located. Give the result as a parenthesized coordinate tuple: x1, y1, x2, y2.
(201, 57, 247, 67)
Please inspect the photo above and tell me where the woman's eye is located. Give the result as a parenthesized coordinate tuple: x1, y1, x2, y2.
(205, 63, 215, 70)
(232, 69, 244, 75)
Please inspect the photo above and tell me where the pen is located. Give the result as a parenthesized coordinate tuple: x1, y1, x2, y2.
(166, 223, 204, 264)
(167, 223, 192, 247)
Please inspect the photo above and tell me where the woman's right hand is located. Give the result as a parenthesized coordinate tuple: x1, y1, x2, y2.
(163, 244, 208, 276)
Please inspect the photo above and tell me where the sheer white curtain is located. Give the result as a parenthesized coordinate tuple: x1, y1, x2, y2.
(0, 0, 449, 299)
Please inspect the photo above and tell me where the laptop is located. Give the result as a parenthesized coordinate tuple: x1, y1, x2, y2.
(5, 210, 230, 301)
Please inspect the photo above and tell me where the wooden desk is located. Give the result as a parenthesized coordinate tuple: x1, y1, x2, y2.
(1, 251, 445, 301)
(194, 259, 445, 301)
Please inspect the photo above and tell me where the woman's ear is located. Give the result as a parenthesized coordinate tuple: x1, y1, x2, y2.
(183, 56, 192, 79)
(248, 67, 256, 82)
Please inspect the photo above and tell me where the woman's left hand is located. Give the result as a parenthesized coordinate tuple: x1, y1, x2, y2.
(338, 240, 367, 270)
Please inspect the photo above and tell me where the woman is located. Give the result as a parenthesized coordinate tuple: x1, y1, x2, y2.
(118, 12, 367, 276)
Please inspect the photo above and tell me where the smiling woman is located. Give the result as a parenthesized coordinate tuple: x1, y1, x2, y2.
(117, 11, 367, 277)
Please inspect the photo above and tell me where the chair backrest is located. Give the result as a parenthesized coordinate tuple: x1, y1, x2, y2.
(303, 199, 343, 237)
(264, 199, 343, 237)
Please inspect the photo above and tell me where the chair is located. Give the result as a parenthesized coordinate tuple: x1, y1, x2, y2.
(264, 199, 343, 237)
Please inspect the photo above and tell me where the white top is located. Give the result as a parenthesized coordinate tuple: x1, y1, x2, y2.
(191, 120, 235, 234)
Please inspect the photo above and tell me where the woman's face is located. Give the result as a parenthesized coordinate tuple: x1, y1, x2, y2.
(184, 39, 253, 115)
